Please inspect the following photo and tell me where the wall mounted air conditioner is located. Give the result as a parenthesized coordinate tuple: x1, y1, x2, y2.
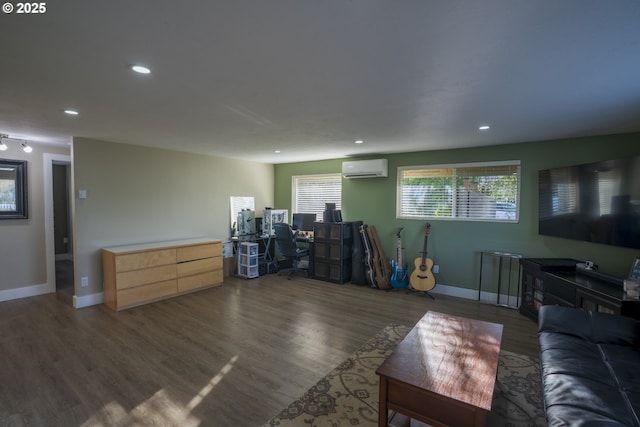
(342, 159, 388, 178)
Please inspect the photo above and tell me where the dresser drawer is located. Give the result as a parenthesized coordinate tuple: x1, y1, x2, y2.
(116, 264, 177, 290)
(117, 279, 177, 308)
(103, 239, 222, 311)
(177, 257, 220, 277)
(177, 243, 221, 262)
(115, 249, 176, 272)
(178, 270, 223, 293)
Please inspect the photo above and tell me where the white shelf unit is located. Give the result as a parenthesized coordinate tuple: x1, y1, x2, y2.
(238, 242, 259, 278)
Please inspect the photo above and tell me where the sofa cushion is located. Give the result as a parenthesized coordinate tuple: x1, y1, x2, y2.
(538, 305, 593, 340)
(540, 334, 615, 384)
(591, 311, 640, 346)
(538, 306, 640, 426)
(543, 373, 636, 426)
(600, 344, 640, 393)
(538, 305, 640, 346)
(545, 404, 634, 427)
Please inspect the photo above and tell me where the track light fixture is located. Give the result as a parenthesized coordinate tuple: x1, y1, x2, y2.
(21, 142, 32, 153)
(0, 134, 33, 154)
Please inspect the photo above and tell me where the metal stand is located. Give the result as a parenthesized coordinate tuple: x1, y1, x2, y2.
(407, 288, 435, 299)
(478, 251, 522, 308)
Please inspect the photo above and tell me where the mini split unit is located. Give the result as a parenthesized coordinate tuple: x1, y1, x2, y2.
(341, 159, 388, 178)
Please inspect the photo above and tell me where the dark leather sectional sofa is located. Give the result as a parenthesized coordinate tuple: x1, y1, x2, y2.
(538, 305, 640, 426)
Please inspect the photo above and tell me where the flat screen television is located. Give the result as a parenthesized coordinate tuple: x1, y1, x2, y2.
(538, 156, 640, 249)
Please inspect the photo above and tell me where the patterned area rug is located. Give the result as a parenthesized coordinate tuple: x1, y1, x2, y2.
(262, 324, 545, 427)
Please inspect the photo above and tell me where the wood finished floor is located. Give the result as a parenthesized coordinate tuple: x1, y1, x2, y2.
(0, 269, 539, 427)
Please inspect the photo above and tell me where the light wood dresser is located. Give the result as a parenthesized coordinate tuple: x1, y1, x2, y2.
(102, 238, 223, 311)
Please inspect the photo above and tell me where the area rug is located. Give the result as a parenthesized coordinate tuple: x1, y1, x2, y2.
(262, 324, 545, 427)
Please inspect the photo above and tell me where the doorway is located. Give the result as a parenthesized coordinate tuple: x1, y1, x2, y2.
(52, 162, 74, 301)
(44, 153, 73, 304)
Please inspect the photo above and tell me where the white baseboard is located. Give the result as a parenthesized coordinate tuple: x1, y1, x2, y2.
(431, 284, 520, 307)
(73, 292, 104, 309)
(478, 290, 520, 307)
(0, 283, 104, 309)
(0, 282, 53, 303)
(430, 283, 479, 300)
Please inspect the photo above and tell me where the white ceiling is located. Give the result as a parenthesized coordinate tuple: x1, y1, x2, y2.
(1, 1, 639, 164)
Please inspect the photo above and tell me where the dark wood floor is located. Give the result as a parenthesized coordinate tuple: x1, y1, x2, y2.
(0, 269, 539, 427)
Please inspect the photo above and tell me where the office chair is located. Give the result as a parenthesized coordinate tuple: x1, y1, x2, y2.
(274, 223, 309, 279)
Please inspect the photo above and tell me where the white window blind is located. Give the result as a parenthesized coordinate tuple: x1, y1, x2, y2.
(397, 161, 520, 222)
(292, 174, 342, 220)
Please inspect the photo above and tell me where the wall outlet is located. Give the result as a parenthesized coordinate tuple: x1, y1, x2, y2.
(81, 276, 89, 287)
(432, 264, 440, 274)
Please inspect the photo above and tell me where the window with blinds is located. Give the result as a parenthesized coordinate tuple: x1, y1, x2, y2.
(397, 161, 520, 222)
(292, 174, 342, 220)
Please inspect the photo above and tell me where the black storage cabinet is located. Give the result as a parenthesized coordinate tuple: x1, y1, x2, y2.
(313, 222, 353, 284)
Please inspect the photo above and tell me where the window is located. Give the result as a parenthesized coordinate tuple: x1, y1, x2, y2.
(397, 161, 520, 222)
(292, 174, 342, 220)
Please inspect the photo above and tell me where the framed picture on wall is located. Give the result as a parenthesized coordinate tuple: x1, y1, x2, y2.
(0, 159, 28, 219)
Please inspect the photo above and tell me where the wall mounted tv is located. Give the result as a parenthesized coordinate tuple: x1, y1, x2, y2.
(538, 156, 640, 249)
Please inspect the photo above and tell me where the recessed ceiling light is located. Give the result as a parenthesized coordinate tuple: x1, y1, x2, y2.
(354, 140, 364, 144)
(274, 150, 281, 154)
(131, 65, 151, 74)
(64, 110, 79, 115)
(479, 125, 490, 131)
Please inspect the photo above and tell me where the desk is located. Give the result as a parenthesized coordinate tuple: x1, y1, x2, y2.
(376, 311, 503, 427)
(232, 235, 273, 260)
(231, 235, 276, 274)
(296, 236, 314, 277)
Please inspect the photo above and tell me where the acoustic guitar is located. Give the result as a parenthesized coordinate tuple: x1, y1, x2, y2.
(390, 227, 409, 288)
(409, 223, 436, 291)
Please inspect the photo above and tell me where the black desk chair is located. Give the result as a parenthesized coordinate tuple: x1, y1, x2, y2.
(274, 223, 309, 279)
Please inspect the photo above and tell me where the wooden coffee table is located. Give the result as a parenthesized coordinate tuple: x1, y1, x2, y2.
(376, 311, 503, 427)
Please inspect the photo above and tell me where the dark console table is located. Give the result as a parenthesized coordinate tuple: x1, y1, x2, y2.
(520, 258, 640, 322)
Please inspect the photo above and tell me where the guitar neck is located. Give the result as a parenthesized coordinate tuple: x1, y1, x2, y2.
(421, 224, 431, 265)
(421, 237, 428, 264)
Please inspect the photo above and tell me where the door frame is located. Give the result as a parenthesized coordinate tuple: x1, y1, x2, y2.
(44, 153, 72, 295)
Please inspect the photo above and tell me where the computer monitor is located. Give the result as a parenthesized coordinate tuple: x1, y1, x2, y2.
(292, 213, 317, 232)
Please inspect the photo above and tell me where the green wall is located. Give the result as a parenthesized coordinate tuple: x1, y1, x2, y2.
(275, 133, 640, 292)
